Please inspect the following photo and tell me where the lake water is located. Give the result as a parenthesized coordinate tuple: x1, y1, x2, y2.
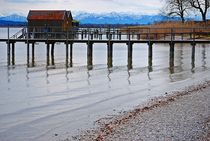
(0, 28, 210, 141)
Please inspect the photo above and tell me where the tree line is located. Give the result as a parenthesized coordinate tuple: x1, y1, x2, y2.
(162, 0, 210, 22)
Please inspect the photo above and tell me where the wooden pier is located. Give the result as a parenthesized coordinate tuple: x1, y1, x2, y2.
(0, 27, 210, 68)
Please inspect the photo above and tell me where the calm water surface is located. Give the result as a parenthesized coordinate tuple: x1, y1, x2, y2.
(0, 28, 210, 141)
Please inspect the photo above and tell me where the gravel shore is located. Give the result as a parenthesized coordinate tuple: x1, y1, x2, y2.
(72, 81, 210, 141)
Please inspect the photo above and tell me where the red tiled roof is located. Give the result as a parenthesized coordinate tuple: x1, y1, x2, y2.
(27, 10, 69, 21)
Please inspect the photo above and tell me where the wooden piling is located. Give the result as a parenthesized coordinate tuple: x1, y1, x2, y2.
(32, 43, 35, 67)
(87, 42, 93, 67)
(51, 43, 55, 65)
(107, 42, 113, 68)
(148, 42, 153, 60)
(11, 42, 15, 65)
(70, 43, 73, 67)
(46, 43, 50, 66)
(148, 42, 153, 70)
(169, 42, 175, 59)
(119, 32, 121, 40)
(27, 42, 30, 67)
(127, 42, 133, 69)
(169, 42, 175, 74)
(66, 42, 69, 67)
(191, 43, 196, 69)
(7, 42, 11, 66)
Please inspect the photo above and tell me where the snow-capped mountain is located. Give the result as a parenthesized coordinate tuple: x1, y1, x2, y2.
(72, 12, 174, 24)
(0, 12, 180, 26)
(0, 14, 27, 22)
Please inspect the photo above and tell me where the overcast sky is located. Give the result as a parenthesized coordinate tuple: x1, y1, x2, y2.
(0, 0, 163, 16)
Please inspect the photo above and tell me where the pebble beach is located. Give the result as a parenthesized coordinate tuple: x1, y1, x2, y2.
(73, 81, 210, 141)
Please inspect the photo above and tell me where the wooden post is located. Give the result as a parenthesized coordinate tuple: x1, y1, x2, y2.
(127, 42, 133, 70)
(148, 42, 153, 60)
(191, 43, 196, 70)
(137, 34, 140, 40)
(169, 42, 175, 59)
(7, 42, 11, 66)
(70, 43, 73, 67)
(128, 29, 131, 40)
(148, 42, 153, 71)
(169, 42, 175, 74)
(66, 42, 69, 67)
(91, 33, 94, 40)
(32, 43, 35, 67)
(119, 32, 121, 40)
(87, 42, 93, 67)
(46, 43, 50, 66)
(11, 42, 15, 65)
(7, 27, 10, 66)
(81, 30, 84, 40)
(171, 28, 173, 42)
(193, 28, 195, 43)
(27, 27, 30, 67)
(51, 43, 55, 65)
(84, 29, 87, 38)
(107, 42, 113, 68)
(27, 43, 30, 67)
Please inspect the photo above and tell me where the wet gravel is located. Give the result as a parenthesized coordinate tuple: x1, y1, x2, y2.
(104, 86, 210, 141)
(69, 82, 210, 141)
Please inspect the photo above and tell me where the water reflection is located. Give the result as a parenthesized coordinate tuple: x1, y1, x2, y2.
(201, 44, 207, 71)
(65, 68, 69, 82)
(191, 43, 196, 73)
(127, 70, 131, 85)
(177, 44, 184, 73)
(169, 46, 175, 74)
(107, 68, 112, 82)
(45, 69, 50, 84)
(7, 67, 11, 83)
(87, 71, 91, 86)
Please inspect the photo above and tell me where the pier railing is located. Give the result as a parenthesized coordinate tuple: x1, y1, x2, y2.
(1, 26, 209, 42)
(27, 26, 210, 41)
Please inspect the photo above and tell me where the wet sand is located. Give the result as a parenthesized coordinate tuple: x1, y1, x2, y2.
(73, 81, 210, 141)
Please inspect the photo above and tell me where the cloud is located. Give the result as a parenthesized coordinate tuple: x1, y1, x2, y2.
(6, 0, 58, 3)
(0, 0, 163, 15)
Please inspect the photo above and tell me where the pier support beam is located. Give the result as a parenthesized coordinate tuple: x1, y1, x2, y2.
(191, 43, 196, 70)
(11, 42, 15, 65)
(169, 42, 175, 74)
(65, 42, 69, 67)
(127, 42, 133, 70)
(32, 43, 35, 67)
(27, 42, 30, 67)
(51, 43, 55, 66)
(148, 42, 153, 71)
(87, 42, 93, 68)
(46, 43, 50, 66)
(107, 42, 113, 68)
(70, 43, 73, 67)
(7, 42, 11, 66)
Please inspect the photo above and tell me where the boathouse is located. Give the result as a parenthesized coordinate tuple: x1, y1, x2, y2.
(27, 10, 73, 38)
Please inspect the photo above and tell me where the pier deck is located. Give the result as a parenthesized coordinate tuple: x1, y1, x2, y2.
(0, 27, 209, 68)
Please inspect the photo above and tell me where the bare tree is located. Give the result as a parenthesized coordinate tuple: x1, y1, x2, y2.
(189, 0, 210, 22)
(162, 0, 190, 23)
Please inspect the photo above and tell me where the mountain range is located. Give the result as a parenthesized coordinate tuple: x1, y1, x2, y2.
(0, 12, 181, 26)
